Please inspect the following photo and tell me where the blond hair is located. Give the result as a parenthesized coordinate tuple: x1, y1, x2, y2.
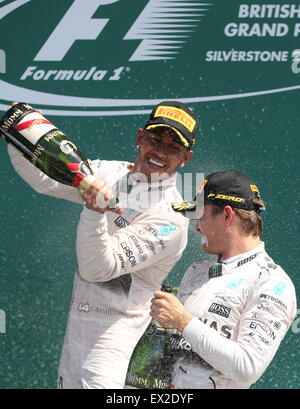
(211, 198, 265, 238)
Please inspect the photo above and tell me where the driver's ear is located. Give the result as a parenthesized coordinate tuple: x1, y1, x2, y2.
(136, 128, 144, 147)
(181, 149, 194, 167)
(224, 206, 234, 225)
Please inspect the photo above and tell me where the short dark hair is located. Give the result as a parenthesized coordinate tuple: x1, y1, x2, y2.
(210, 198, 264, 238)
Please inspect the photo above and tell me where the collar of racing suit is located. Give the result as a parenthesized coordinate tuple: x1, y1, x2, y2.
(217, 242, 266, 275)
(115, 170, 178, 212)
(128, 169, 177, 188)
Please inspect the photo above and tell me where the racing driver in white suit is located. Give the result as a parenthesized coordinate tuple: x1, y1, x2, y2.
(151, 170, 297, 389)
(7, 101, 198, 388)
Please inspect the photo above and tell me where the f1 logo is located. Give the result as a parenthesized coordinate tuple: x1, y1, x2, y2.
(33, 0, 206, 62)
(34, 0, 120, 61)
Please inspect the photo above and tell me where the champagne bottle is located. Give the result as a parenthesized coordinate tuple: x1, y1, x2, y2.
(125, 284, 174, 389)
(0, 103, 113, 206)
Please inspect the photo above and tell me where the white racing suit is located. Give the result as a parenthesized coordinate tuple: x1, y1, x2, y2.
(8, 146, 189, 389)
(169, 243, 297, 389)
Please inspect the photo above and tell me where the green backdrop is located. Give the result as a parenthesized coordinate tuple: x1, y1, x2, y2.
(0, 0, 299, 389)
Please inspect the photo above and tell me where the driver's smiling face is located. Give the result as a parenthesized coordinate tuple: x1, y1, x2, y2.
(134, 127, 193, 180)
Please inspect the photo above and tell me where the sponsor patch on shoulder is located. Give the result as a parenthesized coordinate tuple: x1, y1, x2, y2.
(208, 303, 231, 318)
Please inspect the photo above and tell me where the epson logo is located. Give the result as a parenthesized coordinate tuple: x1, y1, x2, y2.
(208, 303, 231, 318)
(120, 241, 137, 268)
